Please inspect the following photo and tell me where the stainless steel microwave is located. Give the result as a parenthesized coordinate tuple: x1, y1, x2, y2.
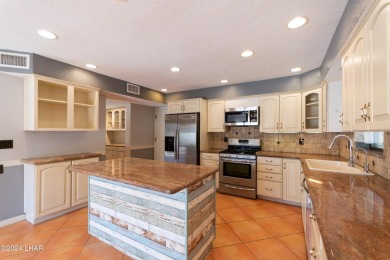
(224, 107, 259, 126)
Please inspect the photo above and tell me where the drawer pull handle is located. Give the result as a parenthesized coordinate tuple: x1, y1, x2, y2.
(265, 188, 273, 191)
(265, 176, 273, 179)
(265, 160, 273, 163)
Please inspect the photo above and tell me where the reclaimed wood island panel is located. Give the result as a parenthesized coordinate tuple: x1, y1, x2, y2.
(69, 157, 218, 260)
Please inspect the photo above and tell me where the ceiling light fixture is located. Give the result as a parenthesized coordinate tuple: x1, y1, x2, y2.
(241, 50, 254, 57)
(85, 64, 97, 69)
(220, 80, 229, 84)
(287, 17, 307, 29)
(291, 67, 302, 73)
(161, 88, 168, 92)
(170, 67, 181, 72)
(37, 30, 58, 40)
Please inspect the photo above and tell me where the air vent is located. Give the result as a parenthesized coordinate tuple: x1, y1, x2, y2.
(0, 51, 30, 69)
(127, 83, 140, 95)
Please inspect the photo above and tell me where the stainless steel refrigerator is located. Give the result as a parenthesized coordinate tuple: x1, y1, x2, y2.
(164, 113, 200, 165)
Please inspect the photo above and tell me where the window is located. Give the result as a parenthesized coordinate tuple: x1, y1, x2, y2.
(354, 132, 384, 152)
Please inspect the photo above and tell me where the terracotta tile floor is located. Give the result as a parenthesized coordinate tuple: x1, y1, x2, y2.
(0, 192, 306, 259)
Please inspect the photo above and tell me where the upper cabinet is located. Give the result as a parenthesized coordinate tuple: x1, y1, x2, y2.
(106, 107, 126, 130)
(207, 100, 225, 132)
(323, 81, 343, 132)
(342, 0, 390, 131)
(260, 93, 301, 133)
(302, 88, 322, 132)
(167, 98, 203, 114)
(367, 1, 390, 130)
(24, 75, 99, 131)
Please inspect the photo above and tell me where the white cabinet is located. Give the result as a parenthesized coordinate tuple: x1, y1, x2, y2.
(24, 156, 99, 224)
(24, 161, 71, 223)
(342, 0, 390, 131)
(282, 159, 301, 203)
(260, 93, 301, 133)
(71, 157, 99, 206)
(302, 88, 323, 132)
(201, 153, 220, 189)
(366, 1, 390, 130)
(257, 156, 283, 199)
(280, 93, 302, 132)
(24, 74, 99, 131)
(167, 98, 204, 114)
(106, 145, 126, 159)
(107, 107, 126, 130)
(322, 81, 343, 132)
(259, 95, 279, 132)
(342, 50, 353, 131)
(207, 100, 225, 132)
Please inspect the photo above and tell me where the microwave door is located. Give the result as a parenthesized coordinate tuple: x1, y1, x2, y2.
(225, 112, 248, 126)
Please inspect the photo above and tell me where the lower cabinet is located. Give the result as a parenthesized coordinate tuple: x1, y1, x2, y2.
(201, 153, 219, 189)
(257, 156, 301, 204)
(71, 157, 99, 206)
(106, 145, 126, 159)
(257, 156, 283, 199)
(24, 157, 99, 224)
(283, 159, 301, 203)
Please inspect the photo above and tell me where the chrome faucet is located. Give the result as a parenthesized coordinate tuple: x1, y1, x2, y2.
(329, 134, 354, 167)
(354, 148, 369, 173)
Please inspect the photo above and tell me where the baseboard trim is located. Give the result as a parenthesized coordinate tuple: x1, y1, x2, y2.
(0, 214, 26, 228)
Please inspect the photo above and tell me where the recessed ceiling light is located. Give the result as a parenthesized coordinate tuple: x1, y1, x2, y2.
(37, 30, 58, 40)
(85, 64, 97, 69)
(220, 80, 229, 84)
(287, 17, 307, 29)
(291, 67, 302, 73)
(170, 67, 181, 72)
(241, 50, 254, 57)
(161, 88, 168, 92)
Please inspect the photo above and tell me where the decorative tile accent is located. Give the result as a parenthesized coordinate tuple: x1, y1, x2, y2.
(210, 129, 390, 180)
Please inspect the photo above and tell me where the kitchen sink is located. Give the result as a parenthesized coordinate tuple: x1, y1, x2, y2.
(305, 159, 374, 175)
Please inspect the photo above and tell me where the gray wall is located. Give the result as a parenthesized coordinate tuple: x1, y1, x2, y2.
(166, 68, 321, 101)
(320, 0, 372, 78)
(0, 73, 106, 221)
(32, 54, 165, 105)
(0, 166, 24, 221)
(131, 148, 154, 160)
(130, 104, 155, 147)
(129, 104, 155, 159)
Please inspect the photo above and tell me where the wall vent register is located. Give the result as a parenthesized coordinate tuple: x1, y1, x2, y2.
(0, 51, 30, 69)
(127, 83, 140, 95)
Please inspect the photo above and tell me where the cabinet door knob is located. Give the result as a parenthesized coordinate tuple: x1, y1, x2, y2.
(302, 122, 305, 129)
(309, 213, 316, 220)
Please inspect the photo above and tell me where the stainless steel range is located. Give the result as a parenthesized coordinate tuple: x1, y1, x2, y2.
(219, 138, 261, 199)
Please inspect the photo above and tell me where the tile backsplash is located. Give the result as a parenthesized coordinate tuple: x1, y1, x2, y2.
(209, 127, 390, 180)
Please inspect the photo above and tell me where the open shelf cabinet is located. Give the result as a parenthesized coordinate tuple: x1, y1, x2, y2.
(24, 75, 99, 131)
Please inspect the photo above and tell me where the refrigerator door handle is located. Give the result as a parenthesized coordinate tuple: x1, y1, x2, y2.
(176, 129, 180, 160)
(174, 129, 178, 160)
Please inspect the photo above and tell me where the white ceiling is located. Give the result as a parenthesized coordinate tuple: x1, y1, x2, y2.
(0, 0, 348, 93)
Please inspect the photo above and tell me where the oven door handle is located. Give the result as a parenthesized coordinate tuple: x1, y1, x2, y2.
(221, 183, 255, 191)
(220, 158, 255, 164)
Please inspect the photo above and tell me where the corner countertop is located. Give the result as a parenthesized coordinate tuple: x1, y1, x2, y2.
(68, 157, 218, 194)
(22, 153, 102, 165)
(256, 151, 390, 260)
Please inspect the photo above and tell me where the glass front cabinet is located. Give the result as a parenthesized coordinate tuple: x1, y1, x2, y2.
(302, 88, 322, 132)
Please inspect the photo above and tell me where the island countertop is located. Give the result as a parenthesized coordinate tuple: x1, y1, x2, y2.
(68, 157, 218, 194)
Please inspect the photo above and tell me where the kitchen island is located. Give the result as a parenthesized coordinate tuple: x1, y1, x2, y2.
(69, 157, 218, 260)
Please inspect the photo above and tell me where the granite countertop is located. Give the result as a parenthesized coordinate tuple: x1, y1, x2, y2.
(200, 148, 225, 154)
(23, 153, 102, 165)
(256, 151, 390, 259)
(68, 157, 218, 194)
